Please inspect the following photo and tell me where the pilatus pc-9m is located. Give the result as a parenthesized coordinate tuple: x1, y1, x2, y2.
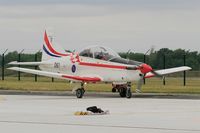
(8, 31, 191, 98)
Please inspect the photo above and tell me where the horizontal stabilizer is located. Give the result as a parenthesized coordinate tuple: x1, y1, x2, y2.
(8, 61, 48, 66)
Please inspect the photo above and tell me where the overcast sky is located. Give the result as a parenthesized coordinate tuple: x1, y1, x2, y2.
(0, 0, 200, 53)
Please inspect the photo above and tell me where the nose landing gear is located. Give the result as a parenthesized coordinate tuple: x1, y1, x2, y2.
(76, 82, 85, 98)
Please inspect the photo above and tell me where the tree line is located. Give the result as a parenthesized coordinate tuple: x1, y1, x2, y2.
(1, 48, 200, 70)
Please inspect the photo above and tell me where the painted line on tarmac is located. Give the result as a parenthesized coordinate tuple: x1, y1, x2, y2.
(0, 120, 199, 132)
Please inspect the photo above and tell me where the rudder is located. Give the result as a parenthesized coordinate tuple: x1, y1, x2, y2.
(42, 31, 70, 61)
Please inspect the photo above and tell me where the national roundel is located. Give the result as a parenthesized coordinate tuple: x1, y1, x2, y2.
(71, 65, 76, 73)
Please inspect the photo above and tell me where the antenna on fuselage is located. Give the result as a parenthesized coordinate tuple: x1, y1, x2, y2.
(126, 49, 131, 60)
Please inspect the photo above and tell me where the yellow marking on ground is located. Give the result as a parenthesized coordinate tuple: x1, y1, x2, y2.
(74, 111, 89, 116)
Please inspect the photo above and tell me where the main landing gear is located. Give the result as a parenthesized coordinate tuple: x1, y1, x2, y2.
(112, 82, 132, 98)
(75, 82, 132, 99)
(76, 83, 85, 98)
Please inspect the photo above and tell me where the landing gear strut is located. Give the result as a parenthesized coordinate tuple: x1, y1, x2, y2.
(76, 83, 85, 98)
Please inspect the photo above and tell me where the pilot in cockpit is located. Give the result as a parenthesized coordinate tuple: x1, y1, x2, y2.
(95, 52, 108, 60)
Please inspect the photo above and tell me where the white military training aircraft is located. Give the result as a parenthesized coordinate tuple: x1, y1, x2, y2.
(8, 31, 192, 98)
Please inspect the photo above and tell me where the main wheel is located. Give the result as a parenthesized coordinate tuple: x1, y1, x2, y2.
(119, 87, 126, 97)
(126, 88, 132, 98)
(112, 87, 117, 92)
(76, 88, 84, 98)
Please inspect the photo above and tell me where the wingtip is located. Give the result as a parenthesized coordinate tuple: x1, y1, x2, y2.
(7, 67, 18, 70)
(183, 66, 192, 70)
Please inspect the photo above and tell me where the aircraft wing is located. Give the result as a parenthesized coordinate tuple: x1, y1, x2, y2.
(145, 66, 192, 78)
(8, 67, 102, 82)
(8, 61, 48, 66)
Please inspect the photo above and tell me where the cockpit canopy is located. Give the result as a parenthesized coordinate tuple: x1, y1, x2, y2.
(79, 45, 143, 66)
(79, 46, 120, 61)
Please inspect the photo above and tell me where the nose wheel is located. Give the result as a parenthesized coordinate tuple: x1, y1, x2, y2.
(76, 82, 85, 98)
(76, 88, 85, 98)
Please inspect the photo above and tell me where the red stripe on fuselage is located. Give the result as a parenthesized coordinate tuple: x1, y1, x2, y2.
(62, 75, 101, 82)
(44, 31, 69, 56)
(79, 62, 127, 69)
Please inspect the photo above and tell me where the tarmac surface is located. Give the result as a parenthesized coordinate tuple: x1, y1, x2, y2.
(1, 90, 200, 99)
(0, 94, 200, 133)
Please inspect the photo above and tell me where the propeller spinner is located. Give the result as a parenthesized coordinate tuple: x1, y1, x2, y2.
(136, 63, 153, 93)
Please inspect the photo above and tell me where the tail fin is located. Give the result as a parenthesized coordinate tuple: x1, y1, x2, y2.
(42, 31, 70, 61)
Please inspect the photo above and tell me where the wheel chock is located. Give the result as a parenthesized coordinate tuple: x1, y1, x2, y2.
(74, 110, 109, 116)
(74, 111, 89, 116)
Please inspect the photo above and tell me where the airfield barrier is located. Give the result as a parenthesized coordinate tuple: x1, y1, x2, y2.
(0, 52, 200, 87)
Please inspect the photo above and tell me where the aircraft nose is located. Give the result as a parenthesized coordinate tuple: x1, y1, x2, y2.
(139, 63, 153, 74)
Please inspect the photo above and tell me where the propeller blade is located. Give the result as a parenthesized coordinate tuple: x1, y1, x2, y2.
(151, 70, 161, 77)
